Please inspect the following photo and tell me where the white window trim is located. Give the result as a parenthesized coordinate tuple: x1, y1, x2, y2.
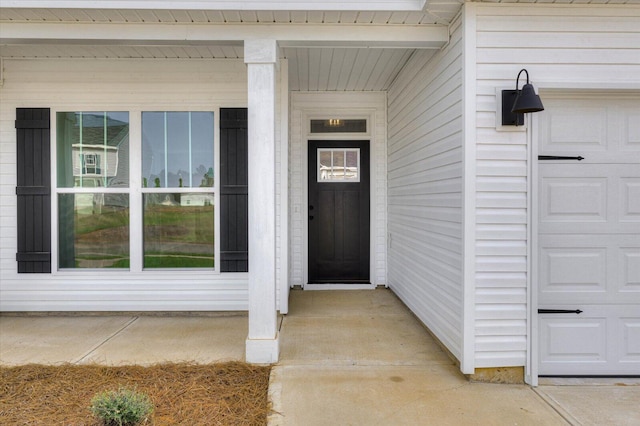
(50, 105, 222, 275)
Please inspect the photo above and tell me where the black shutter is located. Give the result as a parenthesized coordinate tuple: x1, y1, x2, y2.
(220, 108, 248, 272)
(15, 108, 51, 273)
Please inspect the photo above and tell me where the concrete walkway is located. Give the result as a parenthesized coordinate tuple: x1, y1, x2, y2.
(1, 289, 639, 425)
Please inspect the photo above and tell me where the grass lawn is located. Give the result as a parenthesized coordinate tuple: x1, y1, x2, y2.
(0, 362, 271, 425)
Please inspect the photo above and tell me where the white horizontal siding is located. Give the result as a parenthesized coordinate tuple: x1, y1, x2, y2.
(0, 57, 281, 312)
(387, 15, 464, 362)
(473, 3, 640, 368)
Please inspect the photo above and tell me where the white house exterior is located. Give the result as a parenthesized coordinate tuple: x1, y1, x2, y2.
(0, 1, 638, 383)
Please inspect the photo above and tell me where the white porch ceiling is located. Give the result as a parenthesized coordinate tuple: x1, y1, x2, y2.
(0, 43, 428, 92)
(285, 48, 425, 91)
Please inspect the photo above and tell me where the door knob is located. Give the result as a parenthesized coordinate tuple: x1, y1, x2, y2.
(309, 215, 314, 220)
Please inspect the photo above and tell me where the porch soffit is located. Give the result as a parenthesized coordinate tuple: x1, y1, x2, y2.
(1, 1, 431, 12)
(0, 6, 461, 26)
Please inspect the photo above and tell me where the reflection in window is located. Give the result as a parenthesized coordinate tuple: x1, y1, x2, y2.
(142, 112, 215, 188)
(57, 112, 129, 188)
(57, 111, 130, 270)
(318, 148, 360, 182)
(58, 193, 130, 268)
(143, 194, 215, 268)
(81, 153, 100, 175)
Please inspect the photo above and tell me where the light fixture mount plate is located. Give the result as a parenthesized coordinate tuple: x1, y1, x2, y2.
(502, 90, 524, 126)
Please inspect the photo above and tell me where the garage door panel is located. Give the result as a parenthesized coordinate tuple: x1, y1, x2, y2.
(621, 178, 640, 222)
(623, 107, 640, 152)
(540, 98, 640, 163)
(540, 165, 640, 234)
(621, 248, 640, 294)
(540, 306, 640, 375)
(540, 235, 640, 304)
(540, 316, 607, 363)
(541, 105, 608, 153)
(620, 317, 640, 363)
(540, 176, 607, 225)
(540, 247, 607, 295)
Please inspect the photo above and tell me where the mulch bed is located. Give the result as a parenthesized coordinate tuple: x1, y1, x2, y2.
(0, 362, 271, 425)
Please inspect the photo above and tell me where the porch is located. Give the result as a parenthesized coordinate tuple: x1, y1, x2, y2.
(2, 288, 637, 425)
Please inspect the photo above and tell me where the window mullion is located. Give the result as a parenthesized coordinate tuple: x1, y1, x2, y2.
(163, 111, 168, 188)
(129, 110, 143, 273)
(103, 112, 108, 187)
(79, 112, 83, 187)
(188, 111, 193, 188)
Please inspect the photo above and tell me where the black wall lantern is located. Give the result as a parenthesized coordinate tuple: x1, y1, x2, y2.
(502, 69, 545, 126)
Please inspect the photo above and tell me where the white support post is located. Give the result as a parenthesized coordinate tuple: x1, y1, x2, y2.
(244, 39, 279, 364)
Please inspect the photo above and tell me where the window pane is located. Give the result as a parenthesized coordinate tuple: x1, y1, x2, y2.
(141, 112, 165, 188)
(58, 193, 130, 268)
(167, 112, 190, 188)
(143, 193, 215, 268)
(142, 112, 215, 188)
(318, 150, 332, 181)
(310, 119, 367, 133)
(345, 150, 359, 180)
(191, 112, 216, 187)
(332, 151, 345, 179)
(57, 112, 129, 188)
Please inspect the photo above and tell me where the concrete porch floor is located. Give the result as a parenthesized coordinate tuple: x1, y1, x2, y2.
(1, 288, 639, 425)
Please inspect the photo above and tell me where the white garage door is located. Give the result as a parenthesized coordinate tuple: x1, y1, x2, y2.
(538, 95, 640, 376)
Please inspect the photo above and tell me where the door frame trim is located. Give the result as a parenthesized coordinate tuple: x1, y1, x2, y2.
(301, 109, 378, 290)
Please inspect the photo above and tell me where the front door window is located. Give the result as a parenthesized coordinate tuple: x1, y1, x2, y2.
(317, 148, 360, 182)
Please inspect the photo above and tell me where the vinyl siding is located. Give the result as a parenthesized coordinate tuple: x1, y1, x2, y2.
(0, 57, 283, 311)
(474, 4, 640, 368)
(387, 16, 464, 361)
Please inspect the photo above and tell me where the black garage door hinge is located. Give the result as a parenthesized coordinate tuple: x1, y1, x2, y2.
(538, 309, 583, 314)
(538, 155, 584, 161)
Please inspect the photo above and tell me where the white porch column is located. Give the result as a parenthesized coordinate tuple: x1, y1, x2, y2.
(244, 39, 279, 363)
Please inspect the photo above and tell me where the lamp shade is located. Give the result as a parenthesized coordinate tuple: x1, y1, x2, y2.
(511, 83, 544, 114)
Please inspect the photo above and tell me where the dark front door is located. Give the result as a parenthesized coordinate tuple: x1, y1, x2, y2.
(308, 140, 370, 283)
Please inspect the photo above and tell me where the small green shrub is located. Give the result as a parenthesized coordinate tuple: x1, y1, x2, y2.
(90, 386, 153, 426)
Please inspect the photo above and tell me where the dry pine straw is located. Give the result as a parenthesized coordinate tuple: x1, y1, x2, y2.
(0, 362, 271, 425)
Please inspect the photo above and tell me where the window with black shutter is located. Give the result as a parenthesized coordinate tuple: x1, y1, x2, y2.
(15, 107, 247, 273)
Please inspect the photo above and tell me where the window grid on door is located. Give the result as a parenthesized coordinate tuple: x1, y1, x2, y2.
(317, 148, 360, 182)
